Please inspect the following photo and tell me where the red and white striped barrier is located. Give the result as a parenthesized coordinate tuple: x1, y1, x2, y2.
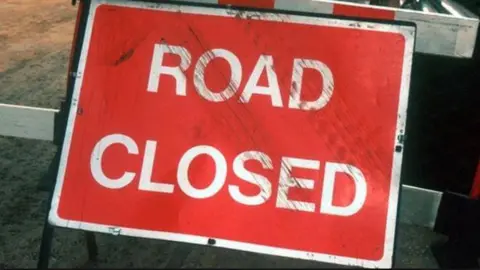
(173, 0, 479, 58)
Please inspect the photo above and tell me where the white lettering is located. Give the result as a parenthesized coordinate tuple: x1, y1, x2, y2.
(241, 55, 282, 107)
(90, 134, 138, 189)
(320, 162, 367, 216)
(147, 44, 191, 95)
(276, 157, 319, 212)
(194, 49, 242, 102)
(148, 43, 336, 111)
(288, 58, 334, 110)
(89, 134, 367, 216)
(138, 140, 175, 193)
(229, 151, 273, 206)
(177, 145, 227, 199)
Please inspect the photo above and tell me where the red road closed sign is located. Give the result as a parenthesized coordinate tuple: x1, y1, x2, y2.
(49, 0, 415, 268)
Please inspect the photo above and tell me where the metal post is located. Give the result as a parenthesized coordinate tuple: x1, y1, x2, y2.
(37, 221, 55, 269)
(36, 149, 61, 269)
(85, 232, 98, 262)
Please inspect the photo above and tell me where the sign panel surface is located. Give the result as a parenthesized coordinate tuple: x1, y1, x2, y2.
(49, 0, 415, 267)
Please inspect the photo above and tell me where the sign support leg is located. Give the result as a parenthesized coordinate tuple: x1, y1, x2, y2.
(36, 149, 60, 269)
(85, 232, 98, 262)
(37, 220, 55, 269)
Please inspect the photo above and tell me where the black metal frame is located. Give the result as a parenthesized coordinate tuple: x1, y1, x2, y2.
(36, 1, 98, 268)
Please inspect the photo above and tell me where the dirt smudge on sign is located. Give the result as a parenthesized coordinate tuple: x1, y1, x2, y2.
(113, 48, 134, 66)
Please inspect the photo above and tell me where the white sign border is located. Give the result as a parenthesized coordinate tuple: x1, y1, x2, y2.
(49, 0, 416, 268)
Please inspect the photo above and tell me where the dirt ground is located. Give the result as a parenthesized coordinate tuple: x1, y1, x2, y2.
(0, 0, 446, 268)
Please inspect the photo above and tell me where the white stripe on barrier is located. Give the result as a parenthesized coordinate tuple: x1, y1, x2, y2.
(393, 9, 478, 57)
(169, 0, 479, 58)
(398, 185, 443, 229)
(0, 103, 442, 229)
(275, 0, 334, 14)
(0, 103, 58, 141)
